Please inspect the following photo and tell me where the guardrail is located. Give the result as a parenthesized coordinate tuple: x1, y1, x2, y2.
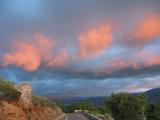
(64, 114, 68, 120)
(55, 113, 67, 120)
(82, 112, 102, 120)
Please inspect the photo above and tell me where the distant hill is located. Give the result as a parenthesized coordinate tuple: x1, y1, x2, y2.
(144, 88, 160, 103)
(49, 96, 105, 106)
(49, 96, 88, 105)
(50, 88, 160, 106)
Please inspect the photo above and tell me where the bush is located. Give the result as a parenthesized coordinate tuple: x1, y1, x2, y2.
(105, 93, 147, 120)
(32, 95, 55, 107)
(146, 104, 160, 120)
(0, 78, 21, 101)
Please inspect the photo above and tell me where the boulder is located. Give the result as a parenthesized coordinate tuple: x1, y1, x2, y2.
(15, 83, 32, 108)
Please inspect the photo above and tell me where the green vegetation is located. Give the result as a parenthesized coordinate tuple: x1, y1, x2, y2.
(32, 95, 56, 107)
(146, 104, 160, 120)
(61, 100, 95, 113)
(105, 93, 147, 120)
(62, 93, 160, 120)
(0, 78, 21, 101)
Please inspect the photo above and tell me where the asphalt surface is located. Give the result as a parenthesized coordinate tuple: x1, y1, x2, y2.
(67, 113, 89, 120)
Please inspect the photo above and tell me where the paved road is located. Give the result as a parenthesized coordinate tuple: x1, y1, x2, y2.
(67, 113, 89, 120)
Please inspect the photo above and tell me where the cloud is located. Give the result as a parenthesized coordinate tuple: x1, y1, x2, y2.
(121, 85, 151, 93)
(98, 49, 160, 75)
(34, 34, 54, 60)
(2, 33, 54, 71)
(137, 50, 160, 67)
(0, 0, 160, 96)
(105, 58, 139, 72)
(125, 13, 160, 46)
(121, 78, 160, 93)
(78, 23, 113, 58)
(47, 51, 68, 67)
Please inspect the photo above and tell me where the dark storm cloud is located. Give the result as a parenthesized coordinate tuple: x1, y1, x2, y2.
(2, 65, 159, 82)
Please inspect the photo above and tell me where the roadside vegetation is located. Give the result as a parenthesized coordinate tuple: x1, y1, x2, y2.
(146, 104, 160, 120)
(0, 78, 21, 101)
(60, 93, 160, 120)
(32, 95, 56, 107)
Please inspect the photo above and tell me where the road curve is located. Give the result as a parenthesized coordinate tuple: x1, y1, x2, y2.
(67, 113, 89, 120)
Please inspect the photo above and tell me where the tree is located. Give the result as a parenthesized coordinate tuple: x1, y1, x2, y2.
(146, 104, 160, 120)
(137, 94, 148, 120)
(97, 106, 110, 115)
(105, 93, 146, 120)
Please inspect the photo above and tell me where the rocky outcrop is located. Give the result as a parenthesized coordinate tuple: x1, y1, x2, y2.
(15, 83, 32, 108)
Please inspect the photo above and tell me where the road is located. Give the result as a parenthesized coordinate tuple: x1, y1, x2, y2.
(67, 113, 89, 120)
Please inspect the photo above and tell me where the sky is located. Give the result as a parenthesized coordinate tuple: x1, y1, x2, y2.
(0, 0, 160, 96)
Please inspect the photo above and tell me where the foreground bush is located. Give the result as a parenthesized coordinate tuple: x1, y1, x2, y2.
(32, 95, 55, 107)
(0, 78, 21, 101)
(146, 104, 160, 120)
(105, 93, 147, 120)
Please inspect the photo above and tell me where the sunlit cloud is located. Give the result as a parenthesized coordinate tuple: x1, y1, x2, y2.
(96, 49, 160, 75)
(2, 33, 54, 71)
(78, 23, 113, 58)
(124, 13, 160, 46)
(121, 78, 160, 93)
(137, 50, 160, 67)
(47, 51, 68, 67)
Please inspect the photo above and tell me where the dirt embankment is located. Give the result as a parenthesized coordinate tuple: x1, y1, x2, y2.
(0, 100, 65, 120)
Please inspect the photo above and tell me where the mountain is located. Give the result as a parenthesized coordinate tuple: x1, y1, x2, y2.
(50, 88, 160, 106)
(144, 88, 160, 103)
(50, 96, 105, 106)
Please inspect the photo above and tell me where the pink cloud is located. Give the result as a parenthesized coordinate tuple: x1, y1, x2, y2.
(96, 50, 160, 75)
(78, 23, 113, 58)
(125, 13, 160, 46)
(47, 51, 68, 67)
(2, 33, 54, 71)
(121, 79, 160, 93)
(121, 84, 151, 93)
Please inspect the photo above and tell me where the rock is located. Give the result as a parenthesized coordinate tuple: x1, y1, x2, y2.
(15, 83, 32, 108)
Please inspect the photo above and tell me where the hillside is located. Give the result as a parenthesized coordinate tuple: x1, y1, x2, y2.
(52, 88, 160, 107)
(50, 96, 105, 106)
(144, 88, 160, 104)
(0, 78, 65, 120)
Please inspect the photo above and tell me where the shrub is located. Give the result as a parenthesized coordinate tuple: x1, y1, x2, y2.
(146, 104, 160, 120)
(32, 95, 55, 107)
(105, 93, 147, 120)
(0, 78, 21, 101)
